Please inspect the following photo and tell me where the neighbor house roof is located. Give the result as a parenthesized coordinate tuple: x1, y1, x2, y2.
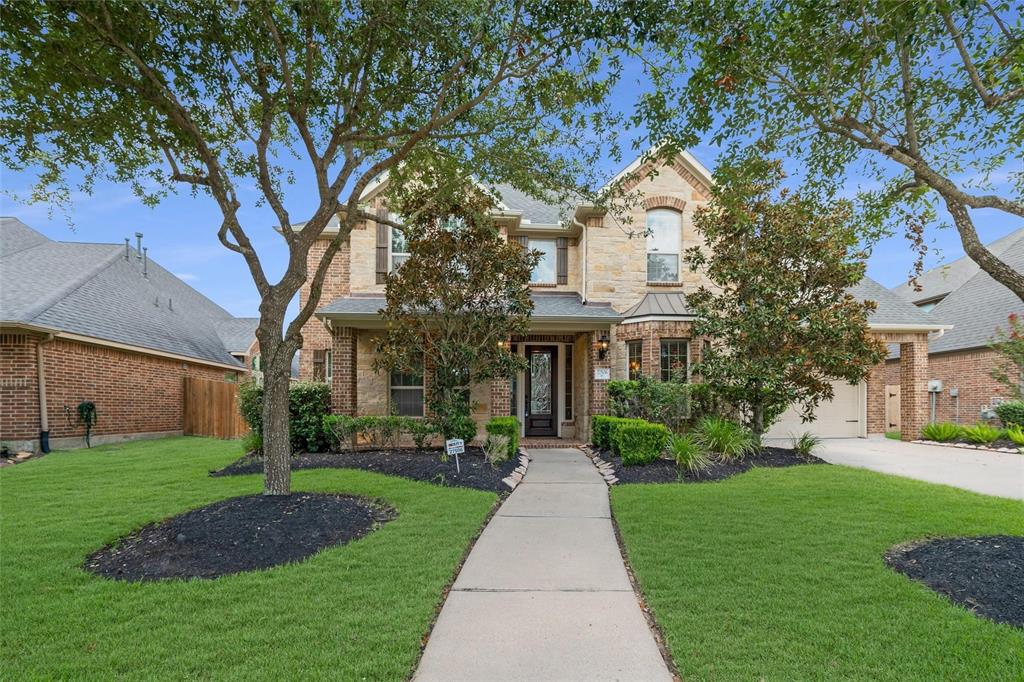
(0, 217, 251, 368)
(891, 228, 1024, 305)
(317, 292, 620, 327)
(215, 317, 260, 355)
(925, 234, 1024, 354)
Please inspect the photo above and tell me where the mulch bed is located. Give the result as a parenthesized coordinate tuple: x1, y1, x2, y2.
(950, 437, 1022, 451)
(596, 446, 824, 484)
(211, 447, 519, 493)
(884, 535, 1024, 628)
(85, 493, 395, 582)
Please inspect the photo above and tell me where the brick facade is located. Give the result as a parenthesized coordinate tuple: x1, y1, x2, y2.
(885, 347, 1013, 427)
(298, 238, 351, 380)
(612, 320, 705, 381)
(1, 333, 241, 451)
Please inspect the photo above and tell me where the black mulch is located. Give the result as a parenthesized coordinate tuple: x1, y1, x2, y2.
(84, 493, 395, 582)
(950, 437, 1022, 451)
(595, 446, 825, 484)
(211, 447, 520, 493)
(884, 535, 1024, 628)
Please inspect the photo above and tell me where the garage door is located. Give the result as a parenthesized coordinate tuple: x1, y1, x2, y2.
(765, 380, 864, 439)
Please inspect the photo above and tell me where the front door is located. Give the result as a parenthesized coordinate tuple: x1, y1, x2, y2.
(525, 347, 558, 437)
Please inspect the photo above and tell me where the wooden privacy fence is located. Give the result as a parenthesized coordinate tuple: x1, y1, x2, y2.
(183, 377, 248, 439)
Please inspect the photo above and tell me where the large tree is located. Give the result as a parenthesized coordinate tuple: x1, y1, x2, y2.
(374, 178, 536, 439)
(687, 159, 885, 437)
(642, 0, 1024, 300)
(0, 0, 647, 494)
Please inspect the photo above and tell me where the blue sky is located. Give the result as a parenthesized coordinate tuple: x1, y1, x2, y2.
(2, 57, 1020, 319)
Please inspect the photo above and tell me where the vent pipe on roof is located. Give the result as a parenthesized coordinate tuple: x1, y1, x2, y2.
(124, 238, 130, 261)
(135, 232, 143, 259)
(142, 247, 148, 278)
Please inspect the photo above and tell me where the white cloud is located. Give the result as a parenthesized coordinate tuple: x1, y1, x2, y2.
(174, 272, 198, 282)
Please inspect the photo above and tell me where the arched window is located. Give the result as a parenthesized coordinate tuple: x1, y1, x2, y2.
(646, 209, 681, 283)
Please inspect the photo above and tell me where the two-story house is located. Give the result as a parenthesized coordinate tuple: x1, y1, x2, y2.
(297, 150, 945, 443)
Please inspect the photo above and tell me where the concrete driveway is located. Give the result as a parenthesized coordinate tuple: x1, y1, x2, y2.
(812, 437, 1024, 500)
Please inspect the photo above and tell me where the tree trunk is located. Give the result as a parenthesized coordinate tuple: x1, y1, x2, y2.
(750, 401, 765, 439)
(944, 196, 1024, 303)
(259, 335, 294, 496)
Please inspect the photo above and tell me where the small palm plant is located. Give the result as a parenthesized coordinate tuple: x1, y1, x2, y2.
(696, 416, 759, 461)
(920, 422, 962, 443)
(960, 423, 1003, 445)
(791, 432, 822, 460)
(667, 433, 711, 476)
(1004, 424, 1024, 447)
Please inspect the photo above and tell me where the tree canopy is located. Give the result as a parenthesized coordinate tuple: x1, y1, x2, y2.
(641, 0, 1024, 301)
(687, 159, 885, 437)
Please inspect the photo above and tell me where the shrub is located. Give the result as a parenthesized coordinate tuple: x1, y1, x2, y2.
(614, 422, 671, 466)
(960, 422, 1003, 445)
(1005, 424, 1024, 447)
(607, 418, 648, 456)
(445, 414, 478, 444)
(240, 430, 262, 455)
(592, 415, 617, 449)
(696, 416, 758, 461)
(288, 382, 332, 453)
(920, 422, 962, 442)
(667, 433, 710, 474)
(994, 401, 1024, 428)
(322, 414, 358, 451)
(483, 434, 511, 466)
(408, 418, 439, 450)
(485, 416, 520, 459)
(608, 376, 691, 431)
(884, 430, 901, 440)
(791, 431, 821, 459)
(237, 381, 331, 453)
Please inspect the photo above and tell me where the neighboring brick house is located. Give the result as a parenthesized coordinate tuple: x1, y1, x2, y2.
(295, 150, 945, 442)
(0, 218, 257, 452)
(889, 228, 1024, 429)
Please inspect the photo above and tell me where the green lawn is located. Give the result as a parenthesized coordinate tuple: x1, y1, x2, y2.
(0, 437, 496, 680)
(612, 465, 1024, 680)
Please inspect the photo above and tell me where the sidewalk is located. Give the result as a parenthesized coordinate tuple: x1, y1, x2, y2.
(414, 448, 672, 682)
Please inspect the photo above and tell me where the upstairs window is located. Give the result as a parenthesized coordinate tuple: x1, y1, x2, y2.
(390, 215, 410, 272)
(530, 238, 557, 284)
(646, 209, 681, 282)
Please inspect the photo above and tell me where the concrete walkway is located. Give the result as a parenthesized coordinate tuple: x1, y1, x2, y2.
(415, 448, 672, 682)
(815, 437, 1024, 500)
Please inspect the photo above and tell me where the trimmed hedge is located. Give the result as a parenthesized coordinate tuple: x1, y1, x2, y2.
(485, 416, 520, 459)
(593, 415, 645, 451)
(614, 422, 671, 466)
(607, 418, 647, 456)
(237, 380, 331, 453)
(994, 400, 1024, 427)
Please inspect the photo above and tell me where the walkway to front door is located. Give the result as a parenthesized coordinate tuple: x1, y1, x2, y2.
(414, 449, 672, 681)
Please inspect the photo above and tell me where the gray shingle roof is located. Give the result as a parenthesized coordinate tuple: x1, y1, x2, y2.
(622, 293, 694, 319)
(216, 317, 260, 354)
(891, 229, 1024, 305)
(318, 292, 619, 321)
(926, 235, 1024, 354)
(0, 217, 249, 367)
(848, 276, 943, 327)
(490, 183, 578, 225)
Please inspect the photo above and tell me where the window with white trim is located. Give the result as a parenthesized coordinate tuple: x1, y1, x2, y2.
(530, 238, 557, 284)
(325, 349, 333, 381)
(660, 339, 688, 382)
(390, 220, 410, 272)
(389, 354, 424, 416)
(646, 209, 681, 282)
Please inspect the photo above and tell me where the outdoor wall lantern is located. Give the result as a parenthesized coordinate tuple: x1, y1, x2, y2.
(596, 334, 610, 360)
(497, 339, 508, 351)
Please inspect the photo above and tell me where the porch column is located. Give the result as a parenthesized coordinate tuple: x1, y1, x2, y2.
(331, 326, 357, 415)
(899, 335, 929, 442)
(865, 358, 888, 435)
(490, 378, 511, 417)
(588, 330, 611, 419)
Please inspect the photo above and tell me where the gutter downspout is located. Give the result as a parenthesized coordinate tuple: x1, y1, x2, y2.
(37, 333, 54, 453)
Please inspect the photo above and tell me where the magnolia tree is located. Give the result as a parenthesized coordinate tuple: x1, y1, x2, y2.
(642, 1, 1024, 300)
(687, 160, 885, 437)
(0, 0, 648, 494)
(374, 182, 536, 440)
(990, 313, 1024, 399)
